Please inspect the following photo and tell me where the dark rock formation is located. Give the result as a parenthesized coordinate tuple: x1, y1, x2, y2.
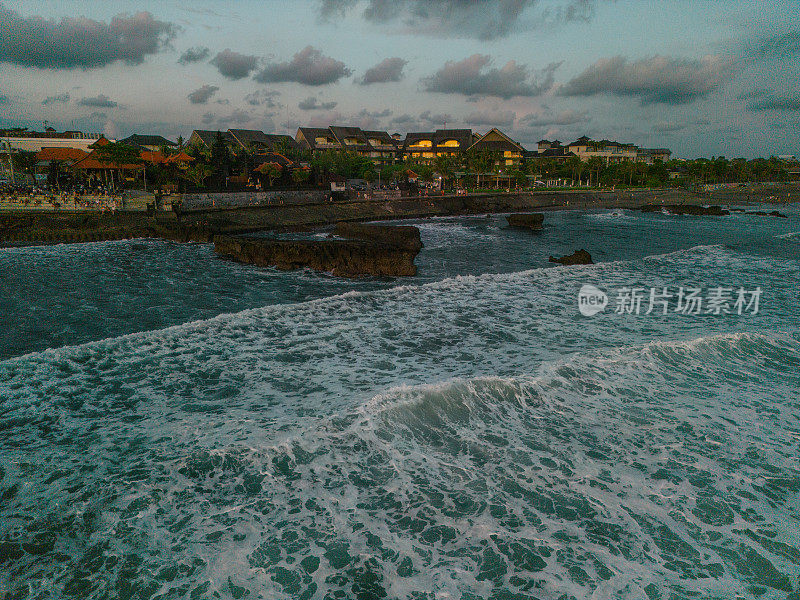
(549, 249, 593, 265)
(333, 222, 423, 251)
(641, 204, 730, 216)
(745, 210, 788, 218)
(507, 213, 544, 230)
(214, 224, 423, 278)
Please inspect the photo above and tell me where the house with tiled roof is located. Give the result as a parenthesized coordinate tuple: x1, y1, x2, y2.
(120, 134, 177, 152)
(296, 126, 400, 166)
(227, 129, 300, 153)
(296, 127, 340, 152)
(468, 128, 526, 169)
(567, 136, 639, 163)
(187, 129, 236, 150)
(402, 129, 474, 163)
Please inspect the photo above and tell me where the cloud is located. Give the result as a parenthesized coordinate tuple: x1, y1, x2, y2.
(0, 6, 176, 69)
(255, 46, 352, 86)
(211, 49, 259, 80)
(391, 114, 415, 125)
(652, 122, 688, 133)
(318, 0, 601, 40)
(298, 96, 338, 110)
(465, 109, 516, 127)
(188, 84, 219, 104)
(78, 94, 118, 108)
(352, 108, 393, 129)
(42, 93, 70, 105)
(359, 57, 407, 85)
(521, 109, 589, 127)
(737, 88, 768, 100)
(422, 55, 559, 99)
(559, 55, 734, 105)
(0, 95, 8, 105)
(748, 30, 800, 60)
(244, 90, 281, 107)
(419, 110, 452, 126)
(748, 95, 800, 111)
(179, 46, 210, 64)
(201, 109, 255, 127)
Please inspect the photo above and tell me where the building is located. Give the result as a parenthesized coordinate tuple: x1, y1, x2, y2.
(637, 148, 672, 164)
(187, 129, 237, 150)
(296, 126, 400, 166)
(402, 129, 474, 163)
(567, 136, 639, 163)
(0, 127, 109, 153)
(530, 139, 573, 162)
(468, 128, 525, 169)
(227, 129, 300, 154)
(120, 134, 177, 152)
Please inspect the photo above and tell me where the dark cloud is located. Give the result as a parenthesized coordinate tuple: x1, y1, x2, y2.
(419, 110, 452, 125)
(465, 109, 516, 127)
(748, 30, 800, 60)
(559, 55, 734, 105)
(78, 94, 118, 108)
(179, 46, 210, 64)
(422, 54, 559, 99)
(298, 96, 338, 110)
(244, 90, 281, 107)
(42, 93, 70, 105)
(359, 57, 407, 85)
(255, 46, 352, 86)
(211, 49, 259, 80)
(202, 112, 216, 125)
(0, 94, 9, 105)
(748, 95, 800, 111)
(737, 89, 768, 100)
(652, 122, 688, 133)
(318, 0, 601, 40)
(521, 109, 588, 127)
(0, 6, 176, 69)
(358, 108, 392, 118)
(390, 114, 415, 125)
(188, 85, 219, 104)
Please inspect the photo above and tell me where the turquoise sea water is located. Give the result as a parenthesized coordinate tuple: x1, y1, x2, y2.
(1, 206, 799, 599)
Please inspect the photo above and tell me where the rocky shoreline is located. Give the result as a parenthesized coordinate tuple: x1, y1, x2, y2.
(1, 184, 797, 247)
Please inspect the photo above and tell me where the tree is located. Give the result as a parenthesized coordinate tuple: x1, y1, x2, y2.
(291, 168, 310, 186)
(180, 163, 213, 189)
(257, 162, 282, 187)
(11, 150, 38, 184)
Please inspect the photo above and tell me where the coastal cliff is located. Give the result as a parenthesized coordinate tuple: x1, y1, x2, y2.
(214, 224, 422, 278)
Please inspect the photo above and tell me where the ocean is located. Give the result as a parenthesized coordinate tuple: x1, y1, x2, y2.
(1, 206, 798, 599)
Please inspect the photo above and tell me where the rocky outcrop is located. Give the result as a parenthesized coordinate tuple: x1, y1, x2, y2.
(333, 222, 423, 250)
(641, 204, 730, 216)
(506, 213, 544, 230)
(214, 224, 422, 278)
(745, 210, 788, 218)
(549, 249, 593, 265)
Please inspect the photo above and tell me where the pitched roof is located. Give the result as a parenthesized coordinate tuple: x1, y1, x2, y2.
(189, 129, 235, 147)
(36, 147, 89, 162)
(228, 129, 300, 151)
(296, 127, 339, 150)
(70, 150, 143, 170)
(469, 128, 525, 153)
(121, 134, 177, 148)
(434, 129, 473, 147)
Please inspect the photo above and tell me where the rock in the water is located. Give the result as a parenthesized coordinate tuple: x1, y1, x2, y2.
(333, 222, 423, 250)
(549, 249, 593, 265)
(640, 204, 729, 216)
(745, 210, 788, 218)
(506, 213, 545, 230)
(214, 224, 422, 278)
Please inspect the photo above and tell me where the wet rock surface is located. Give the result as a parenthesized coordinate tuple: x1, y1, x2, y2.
(549, 249, 594, 265)
(506, 213, 545, 230)
(641, 204, 730, 216)
(214, 224, 422, 278)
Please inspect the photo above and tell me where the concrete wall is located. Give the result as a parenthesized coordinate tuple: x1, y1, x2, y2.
(180, 190, 328, 209)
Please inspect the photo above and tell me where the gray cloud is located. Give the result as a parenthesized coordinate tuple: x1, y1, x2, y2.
(419, 110, 452, 125)
(422, 54, 559, 99)
(179, 46, 210, 64)
(391, 114, 415, 125)
(559, 55, 734, 105)
(521, 109, 588, 127)
(749, 95, 800, 111)
(244, 90, 281, 107)
(465, 109, 516, 127)
(298, 96, 338, 110)
(652, 122, 688, 133)
(255, 46, 352, 86)
(318, 0, 600, 40)
(188, 85, 219, 104)
(737, 88, 768, 100)
(211, 49, 259, 80)
(78, 94, 118, 108)
(359, 57, 407, 85)
(0, 6, 176, 69)
(749, 30, 800, 60)
(0, 94, 9, 105)
(42, 93, 70, 105)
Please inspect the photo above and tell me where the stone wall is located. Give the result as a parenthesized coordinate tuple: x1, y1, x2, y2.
(180, 190, 328, 209)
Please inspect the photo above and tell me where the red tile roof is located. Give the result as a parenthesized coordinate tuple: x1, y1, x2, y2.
(36, 147, 89, 162)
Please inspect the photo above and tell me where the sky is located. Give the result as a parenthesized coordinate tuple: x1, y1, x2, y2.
(0, 0, 798, 158)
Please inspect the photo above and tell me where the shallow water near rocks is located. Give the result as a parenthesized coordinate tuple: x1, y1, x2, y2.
(1, 205, 799, 599)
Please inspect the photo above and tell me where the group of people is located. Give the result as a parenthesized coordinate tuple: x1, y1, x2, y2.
(0, 183, 122, 211)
